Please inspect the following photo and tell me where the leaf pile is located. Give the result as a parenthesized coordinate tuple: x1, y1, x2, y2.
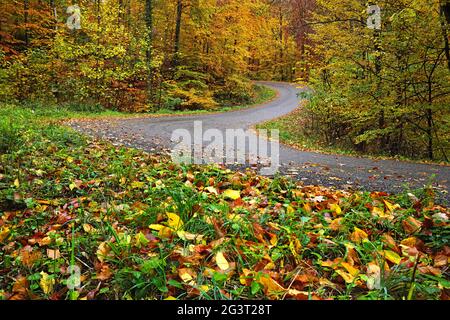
(0, 126, 449, 300)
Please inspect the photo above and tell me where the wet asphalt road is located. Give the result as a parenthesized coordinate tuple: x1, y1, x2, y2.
(68, 81, 450, 202)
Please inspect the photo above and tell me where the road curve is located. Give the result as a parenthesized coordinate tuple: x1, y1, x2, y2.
(69, 81, 450, 202)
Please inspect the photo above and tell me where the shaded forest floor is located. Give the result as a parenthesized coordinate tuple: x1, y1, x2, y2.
(0, 104, 449, 300)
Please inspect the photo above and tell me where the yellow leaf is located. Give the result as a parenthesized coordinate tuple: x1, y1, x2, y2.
(329, 218, 343, 231)
(149, 224, 164, 231)
(286, 205, 295, 214)
(329, 203, 342, 215)
(400, 237, 417, 247)
(158, 226, 173, 238)
(258, 274, 285, 296)
(39, 272, 55, 295)
(227, 214, 242, 222)
(83, 223, 95, 233)
(14, 179, 20, 188)
(131, 181, 145, 189)
(199, 284, 210, 292)
(223, 189, 241, 200)
(383, 200, 400, 213)
(350, 227, 368, 243)
(340, 262, 359, 277)
(66, 157, 74, 163)
(69, 183, 76, 191)
(383, 250, 402, 264)
(335, 269, 355, 283)
(178, 268, 195, 283)
(96, 242, 111, 263)
(269, 234, 278, 247)
(0, 227, 11, 243)
(215, 251, 230, 271)
(134, 232, 150, 248)
(371, 206, 385, 217)
(164, 296, 177, 300)
(167, 212, 183, 230)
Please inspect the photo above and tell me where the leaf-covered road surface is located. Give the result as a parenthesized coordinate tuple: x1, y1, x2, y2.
(68, 82, 450, 203)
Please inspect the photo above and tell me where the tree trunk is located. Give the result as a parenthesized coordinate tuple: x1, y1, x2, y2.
(173, 0, 183, 71)
(145, 0, 154, 103)
(24, 0, 29, 47)
(440, 4, 450, 71)
(426, 108, 434, 160)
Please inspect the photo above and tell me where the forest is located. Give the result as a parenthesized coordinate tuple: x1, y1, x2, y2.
(0, 0, 449, 302)
(1, 0, 449, 160)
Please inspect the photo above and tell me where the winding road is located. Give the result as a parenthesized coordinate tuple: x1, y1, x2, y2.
(69, 82, 450, 202)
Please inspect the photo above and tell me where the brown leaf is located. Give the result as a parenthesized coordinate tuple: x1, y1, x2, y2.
(402, 217, 422, 234)
(47, 249, 61, 260)
(96, 264, 113, 281)
(20, 246, 42, 268)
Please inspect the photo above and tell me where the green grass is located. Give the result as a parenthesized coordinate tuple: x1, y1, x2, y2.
(0, 84, 276, 125)
(0, 108, 448, 300)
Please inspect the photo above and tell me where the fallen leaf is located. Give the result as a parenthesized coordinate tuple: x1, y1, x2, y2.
(39, 272, 55, 295)
(383, 250, 402, 265)
(335, 269, 355, 283)
(47, 249, 61, 260)
(83, 224, 96, 234)
(96, 264, 113, 280)
(258, 274, 285, 296)
(216, 251, 230, 271)
(402, 217, 422, 234)
(167, 212, 183, 230)
(350, 227, 368, 243)
(205, 186, 218, 195)
(0, 226, 11, 243)
(96, 242, 112, 263)
(223, 189, 241, 200)
(329, 203, 342, 215)
(340, 262, 359, 276)
(20, 246, 42, 267)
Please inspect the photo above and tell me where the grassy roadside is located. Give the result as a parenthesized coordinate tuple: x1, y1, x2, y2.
(257, 106, 450, 166)
(0, 84, 276, 125)
(0, 108, 449, 300)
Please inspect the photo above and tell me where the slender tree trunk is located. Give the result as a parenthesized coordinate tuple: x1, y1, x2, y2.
(145, 0, 154, 103)
(426, 108, 434, 160)
(173, 0, 183, 71)
(440, 4, 450, 71)
(279, 7, 284, 80)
